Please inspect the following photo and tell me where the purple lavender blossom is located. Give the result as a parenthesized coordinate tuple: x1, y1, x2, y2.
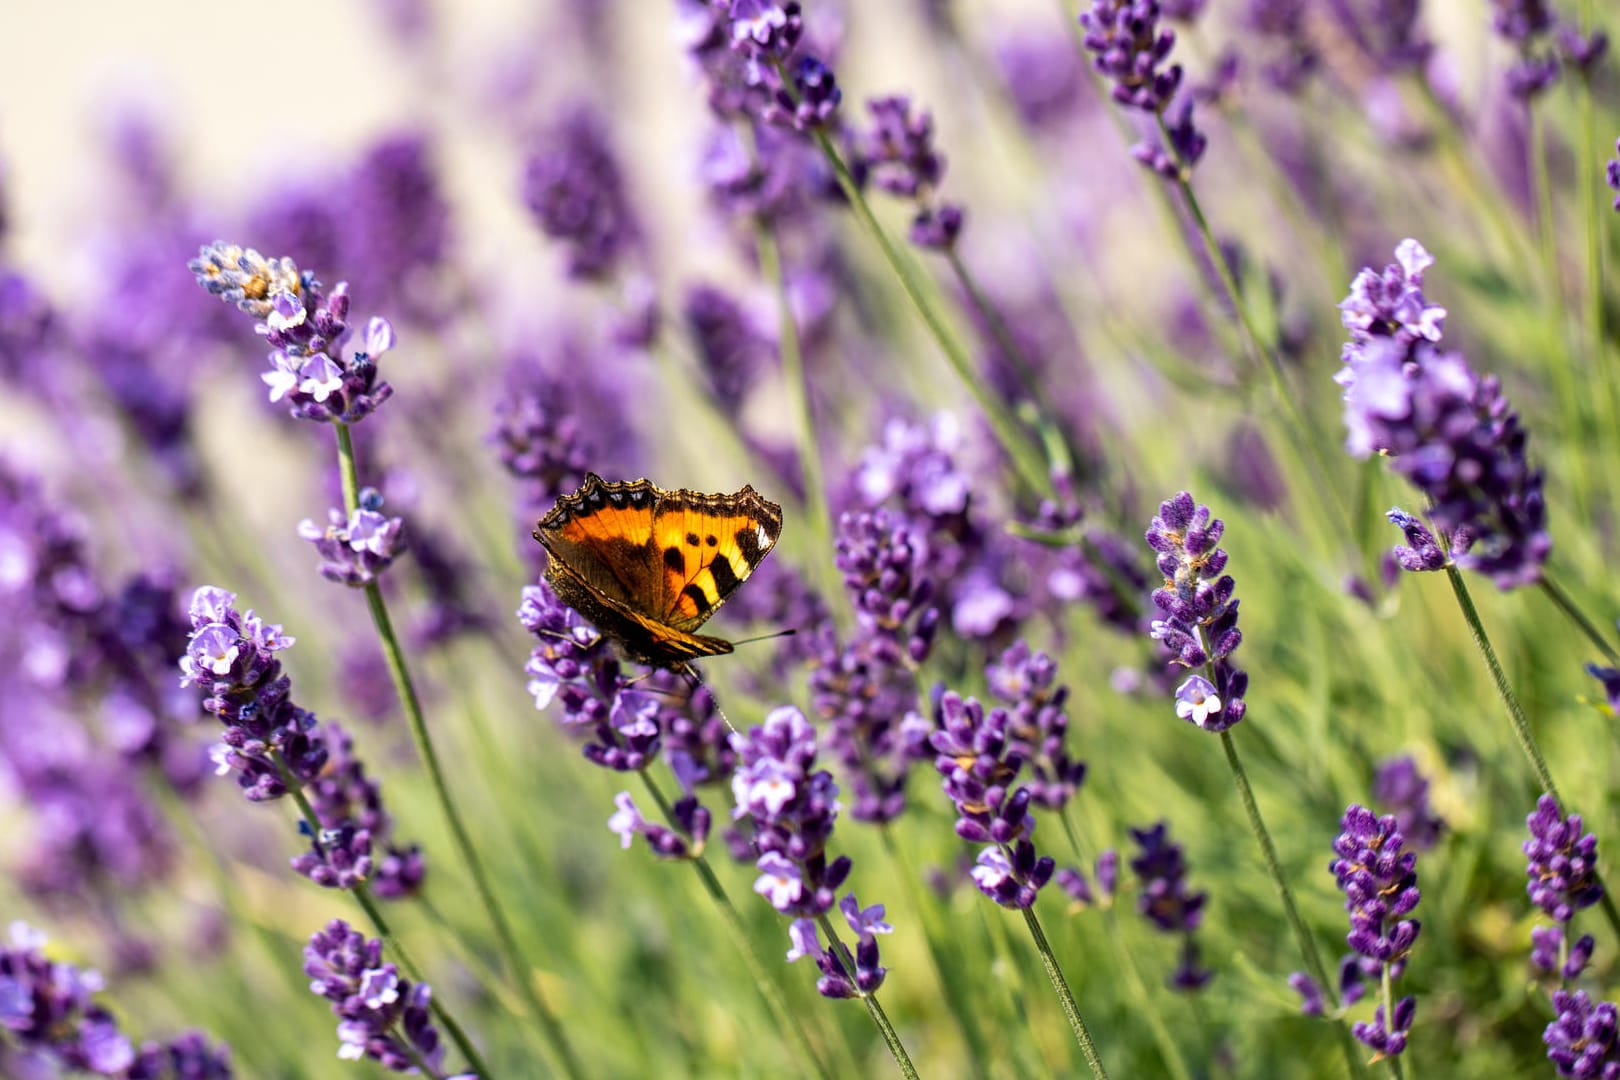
(1532, 925, 1596, 980)
(189, 244, 396, 424)
(1546, 989, 1620, 1077)
(1338, 241, 1549, 590)
(860, 96, 944, 197)
(343, 133, 452, 321)
(0, 922, 232, 1076)
(834, 509, 940, 664)
(731, 706, 892, 997)
(1385, 509, 1447, 573)
(1144, 492, 1248, 732)
(1078, 0, 1185, 112)
(1332, 805, 1420, 1059)
(930, 693, 1056, 909)
(292, 722, 424, 897)
(1372, 755, 1445, 851)
(493, 367, 595, 518)
(297, 488, 407, 587)
(1525, 794, 1603, 923)
(1129, 822, 1212, 990)
(1559, 27, 1609, 74)
(304, 920, 444, 1071)
(521, 106, 641, 281)
(1491, 0, 1562, 98)
(986, 642, 1087, 810)
(811, 629, 931, 824)
(683, 283, 772, 412)
(179, 586, 327, 801)
(994, 32, 1086, 133)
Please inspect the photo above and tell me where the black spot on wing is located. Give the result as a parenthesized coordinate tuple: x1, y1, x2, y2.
(705, 534, 718, 547)
(682, 583, 714, 618)
(709, 555, 740, 597)
(664, 546, 685, 573)
(686, 532, 701, 547)
(735, 527, 762, 563)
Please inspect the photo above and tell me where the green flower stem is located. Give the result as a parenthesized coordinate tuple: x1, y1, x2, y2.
(333, 422, 585, 1080)
(1217, 730, 1329, 987)
(269, 750, 494, 1080)
(812, 912, 922, 1080)
(1055, 806, 1191, 1080)
(1442, 566, 1620, 940)
(1217, 732, 1368, 1080)
(1015, 904, 1110, 1079)
(1580, 71, 1605, 359)
(805, 126, 1055, 501)
(753, 215, 838, 604)
(878, 826, 995, 1075)
(1380, 961, 1406, 1080)
(637, 771, 836, 1080)
(1537, 574, 1620, 666)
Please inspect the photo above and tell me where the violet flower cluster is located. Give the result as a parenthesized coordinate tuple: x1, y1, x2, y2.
(1128, 822, 1212, 990)
(931, 692, 1057, 909)
(297, 486, 407, 587)
(0, 922, 231, 1078)
(521, 105, 642, 282)
(856, 95, 963, 251)
(1330, 805, 1421, 1060)
(518, 583, 717, 859)
(985, 641, 1088, 811)
(1144, 491, 1248, 732)
(685, 1, 843, 133)
(1546, 989, 1620, 1078)
(295, 722, 425, 898)
(303, 920, 448, 1072)
(732, 706, 892, 997)
(1525, 794, 1603, 980)
(1338, 239, 1549, 590)
(189, 243, 396, 424)
(1077, 0, 1207, 177)
(1372, 755, 1445, 852)
(1491, 0, 1562, 97)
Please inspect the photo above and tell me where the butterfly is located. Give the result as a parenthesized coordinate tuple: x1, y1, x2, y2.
(533, 473, 784, 671)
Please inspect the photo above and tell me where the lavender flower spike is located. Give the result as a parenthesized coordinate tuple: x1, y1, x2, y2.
(1332, 805, 1421, 1059)
(298, 487, 408, 586)
(304, 920, 446, 1072)
(1525, 794, 1603, 923)
(1144, 492, 1247, 732)
(1546, 989, 1620, 1077)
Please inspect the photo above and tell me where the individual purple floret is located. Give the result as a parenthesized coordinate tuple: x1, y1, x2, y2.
(1559, 27, 1609, 74)
(1525, 794, 1603, 923)
(189, 243, 396, 424)
(731, 706, 892, 997)
(1129, 822, 1212, 990)
(609, 790, 711, 859)
(834, 508, 940, 664)
(1372, 755, 1445, 851)
(854, 95, 966, 251)
(1332, 805, 1420, 1059)
(1144, 492, 1248, 732)
(521, 106, 641, 281)
(1491, 0, 1562, 98)
(931, 692, 1056, 909)
(1546, 989, 1620, 1078)
(1532, 925, 1596, 980)
(1078, 0, 1184, 112)
(985, 641, 1087, 811)
(303, 920, 444, 1072)
(1385, 509, 1448, 573)
(297, 487, 407, 587)
(1338, 241, 1549, 590)
(179, 586, 327, 801)
(0, 922, 232, 1076)
(1608, 139, 1620, 211)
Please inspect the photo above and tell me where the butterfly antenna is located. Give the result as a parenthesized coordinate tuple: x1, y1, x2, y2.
(728, 627, 799, 650)
(679, 663, 739, 735)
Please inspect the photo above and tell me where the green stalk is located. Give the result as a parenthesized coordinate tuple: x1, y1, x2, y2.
(803, 126, 1055, 500)
(753, 216, 837, 601)
(1537, 574, 1620, 666)
(1442, 566, 1620, 940)
(1016, 904, 1110, 1079)
(878, 826, 995, 1075)
(813, 912, 923, 1080)
(637, 772, 836, 1080)
(332, 422, 585, 1080)
(1380, 961, 1406, 1080)
(270, 750, 494, 1080)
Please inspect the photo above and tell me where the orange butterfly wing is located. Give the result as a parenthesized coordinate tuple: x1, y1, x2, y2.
(534, 474, 783, 668)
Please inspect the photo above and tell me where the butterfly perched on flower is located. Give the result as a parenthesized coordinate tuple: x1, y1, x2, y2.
(533, 474, 783, 670)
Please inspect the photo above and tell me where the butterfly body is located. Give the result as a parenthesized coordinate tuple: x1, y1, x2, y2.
(534, 474, 783, 670)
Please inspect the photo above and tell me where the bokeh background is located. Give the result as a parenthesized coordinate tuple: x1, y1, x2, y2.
(2, 0, 1620, 1077)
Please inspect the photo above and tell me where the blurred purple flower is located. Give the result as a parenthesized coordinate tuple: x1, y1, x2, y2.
(1545, 989, 1620, 1077)
(1372, 755, 1445, 851)
(1130, 822, 1212, 990)
(986, 641, 1087, 811)
(683, 283, 772, 412)
(994, 32, 1086, 133)
(1385, 509, 1447, 573)
(1608, 139, 1620, 211)
(522, 106, 641, 281)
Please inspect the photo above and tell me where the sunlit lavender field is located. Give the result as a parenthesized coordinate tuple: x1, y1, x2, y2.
(3, 0, 1620, 1076)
